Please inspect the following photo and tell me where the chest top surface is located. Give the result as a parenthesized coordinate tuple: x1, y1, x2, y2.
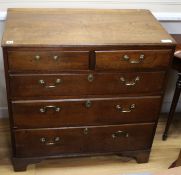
(1, 8, 175, 47)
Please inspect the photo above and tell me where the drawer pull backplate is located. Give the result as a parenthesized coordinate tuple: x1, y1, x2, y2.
(39, 78, 62, 88)
(53, 55, 59, 60)
(40, 137, 61, 146)
(112, 130, 129, 139)
(35, 55, 41, 61)
(123, 54, 145, 64)
(40, 105, 61, 113)
(116, 104, 135, 113)
(120, 76, 140, 86)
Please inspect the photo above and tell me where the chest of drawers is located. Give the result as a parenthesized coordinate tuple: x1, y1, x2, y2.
(1, 9, 175, 171)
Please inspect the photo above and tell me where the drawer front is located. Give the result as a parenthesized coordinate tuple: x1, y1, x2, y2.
(8, 51, 89, 71)
(10, 72, 165, 98)
(12, 96, 161, 128)
(14, 123, 154, 157)
(95, 50, 172, 70)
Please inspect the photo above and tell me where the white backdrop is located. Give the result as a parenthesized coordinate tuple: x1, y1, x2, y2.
(0, 0, 181, 13)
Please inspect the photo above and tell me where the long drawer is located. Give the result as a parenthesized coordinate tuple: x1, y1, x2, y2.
(12, 96, 161, 128)
(95, 50, 172, 70)
(14, 123, 154, 157)
(10, 71, 165, 98)
(7, 51, 89, 72)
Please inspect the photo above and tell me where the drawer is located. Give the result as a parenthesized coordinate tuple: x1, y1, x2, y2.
(12, 96, 161, 128)
(14, 123, 154, 157)
(10, 71, 165, 98)
(7, 51, 89, 72)
(95, 50, 172, 70)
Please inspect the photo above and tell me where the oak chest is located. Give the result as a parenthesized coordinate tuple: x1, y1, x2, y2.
(1, 9, 175, 171)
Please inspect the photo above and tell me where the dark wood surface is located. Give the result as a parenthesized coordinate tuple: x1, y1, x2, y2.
(175, 150, 181, 167)
(162, 34, 181, 140)
(163, 73, 181, 140)
(14, 123, 154, 157)
(171, 34, 181, 71)
(12, 96, 161, 128)
(170, 150, 181, 168)
(172, 34, 181, 50)
(1, 9, 175, 171)
(11, 150, 151, 171)
(8, 50, 89, 71)
(10, 72, 166, 98)
(95, 50, 172, 70)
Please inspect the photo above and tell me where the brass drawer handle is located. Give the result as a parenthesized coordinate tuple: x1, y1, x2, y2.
(123, 54, 144, 64)
(88, 73, 94, 82)
(35, 55, 40, 61)
(35, 55, 59, 61)
(40, 105, 61, 113)
(85, 100, 92, 108)
(116, 104, 135, 113)
(39, 78, 62, 88)
(112, 131, 129, 139)
(120, 76, 140, 86)
(40, 137, 61, 146)
(53, 55, 59, 60)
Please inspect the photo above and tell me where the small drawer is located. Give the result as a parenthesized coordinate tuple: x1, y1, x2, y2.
(95, 50, 172, 70)
(14, 123, 154, 157)
(7, 51, 89, 72)
(12, 96, 161, 128)
(10, 71, 166, 98)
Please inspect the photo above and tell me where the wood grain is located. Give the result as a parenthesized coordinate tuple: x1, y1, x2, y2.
(10, 72, 166, 98)
(12, 96, 161, 128)
(1, 9, 175, 171)
(14, 123, 154, 157)
(95, 49, 172, 70)
(0, 115, 180, 174)
(1, 9, 175, 47)
(8, 51, 89, 71)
